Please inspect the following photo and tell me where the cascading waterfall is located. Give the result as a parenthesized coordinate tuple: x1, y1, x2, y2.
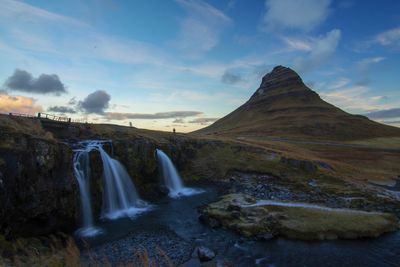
(73, 147, 102, 237)
(156, 149, 203, 198)
(73, 140, 150, 237)
(98, 145, 149, 220)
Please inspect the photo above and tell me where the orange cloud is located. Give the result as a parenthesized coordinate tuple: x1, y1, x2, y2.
(0, 94, 43, 115)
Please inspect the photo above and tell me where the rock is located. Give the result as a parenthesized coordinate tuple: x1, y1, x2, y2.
(199, 194, 399, 241)
(197, 246, 215, 262)
(198, 214, 221, 228)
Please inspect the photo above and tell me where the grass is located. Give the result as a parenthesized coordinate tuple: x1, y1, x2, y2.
(201, 194, 399, 240)
(204, 134, 400, 185)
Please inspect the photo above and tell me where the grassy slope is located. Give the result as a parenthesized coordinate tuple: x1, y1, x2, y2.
(196, 134, 400, 184)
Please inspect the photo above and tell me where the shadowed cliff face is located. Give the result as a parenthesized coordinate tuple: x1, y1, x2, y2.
(0, 116, 216, 238)
(0, 132, 79, 238)
(194, 66, 400, 140)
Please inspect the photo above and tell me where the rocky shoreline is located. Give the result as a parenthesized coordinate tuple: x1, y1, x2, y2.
(218, 171, 400, 218)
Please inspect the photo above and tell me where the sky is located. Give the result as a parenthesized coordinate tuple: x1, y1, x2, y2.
(0, 0, 399, 132)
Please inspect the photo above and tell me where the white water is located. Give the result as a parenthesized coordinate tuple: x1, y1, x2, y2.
(242, 200, 371, 213)
(156, 149, 203, 198)
(73, 141, 150, 237)
(73, 148, 102, 237)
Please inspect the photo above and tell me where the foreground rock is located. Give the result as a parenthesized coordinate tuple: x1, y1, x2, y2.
(82, 227, 193, 266)
(199, 194, 399, 240)
(197, 246, 216, 262)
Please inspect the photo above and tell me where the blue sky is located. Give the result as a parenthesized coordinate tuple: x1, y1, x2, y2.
(0, 0, 399, 132)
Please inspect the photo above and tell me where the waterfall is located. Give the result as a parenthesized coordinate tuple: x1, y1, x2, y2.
(73, 140, 150, 237)
(97, 145, 149, 220)
(73, 147, 102, 237)
(156, 149, 203, 198)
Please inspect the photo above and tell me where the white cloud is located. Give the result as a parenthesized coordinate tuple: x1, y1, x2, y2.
(357, 57, 385, 71)
(174, 0, 232, 54)
(283, 37, 312, 51)
(262, 0, 331, 32)
(328, 77, 350, 90)
(375, 26, 400, 46)
(295, 29, 341, 72)
(321, 85, 392, 112)
(0, 0, 88, 28)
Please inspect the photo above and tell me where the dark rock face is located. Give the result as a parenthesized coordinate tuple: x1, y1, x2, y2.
(255, 65, 305, 94)
(0, 127, 207, 239)
(0, 133, 79, 238)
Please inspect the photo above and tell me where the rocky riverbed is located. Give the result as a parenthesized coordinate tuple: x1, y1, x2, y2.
(72, 182, 400, 267)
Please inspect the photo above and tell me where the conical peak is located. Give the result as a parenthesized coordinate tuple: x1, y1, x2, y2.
(257, 65, 305, 93)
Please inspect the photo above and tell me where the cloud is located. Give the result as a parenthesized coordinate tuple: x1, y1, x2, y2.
(328, 77, 350, 89)
(221, 70, 244, 84)
(78, 90, 110, 114)
(4, 69, 67, 95)
(174, 0, 232, 54)
(320, 85, 392, 112)
(0, 0, 88, 28)
(188, 117, 219, 125)
(283, 37, 312, 51)
(375, 26, 400, 46)
(0, 93, 43, 114)
(173, 118, 185, 123)
(262, 0, 331, 32)
(357, 57, 385, 71)
(365, 108, 400, 119)
(105, 111, 203, 120)
(68, 97, 77, 105)
(47, 106, 76, 114)
(295, 29, 341, 72)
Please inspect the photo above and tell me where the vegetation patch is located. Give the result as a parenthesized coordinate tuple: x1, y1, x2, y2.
(200, 194, 399, 240)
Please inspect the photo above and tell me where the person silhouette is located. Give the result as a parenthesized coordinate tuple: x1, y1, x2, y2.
(173, 128, 176, 134)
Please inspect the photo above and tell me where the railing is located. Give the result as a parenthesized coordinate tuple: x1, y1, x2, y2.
(38, 112, 70, 122)
(8, 112, 36, 118)
(5, 112, 88, 124)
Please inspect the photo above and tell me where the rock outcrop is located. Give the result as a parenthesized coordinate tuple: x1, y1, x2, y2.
(199, 194, 399, 240)
(0, 132, 78, 238)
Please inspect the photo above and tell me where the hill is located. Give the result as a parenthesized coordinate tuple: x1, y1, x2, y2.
(194, 66, 400, 141)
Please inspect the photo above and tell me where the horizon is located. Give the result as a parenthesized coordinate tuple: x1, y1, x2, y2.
(0, 0, 400, 132)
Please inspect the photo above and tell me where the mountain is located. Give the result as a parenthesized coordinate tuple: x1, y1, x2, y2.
(194, 66, 400, 140)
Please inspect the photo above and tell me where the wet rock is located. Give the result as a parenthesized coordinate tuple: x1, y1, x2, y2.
(197, 246, 215, 262)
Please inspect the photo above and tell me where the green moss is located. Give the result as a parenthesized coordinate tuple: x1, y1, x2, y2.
(200, 194, 399, 240)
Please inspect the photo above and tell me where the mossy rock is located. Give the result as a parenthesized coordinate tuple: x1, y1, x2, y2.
(199, 194, 399, 240)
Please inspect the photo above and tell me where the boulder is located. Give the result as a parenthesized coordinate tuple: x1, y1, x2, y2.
(197, 246, 216, 262)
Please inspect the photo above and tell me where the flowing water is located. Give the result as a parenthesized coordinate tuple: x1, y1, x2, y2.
(74, 145, 400, 265)
(73, 140, 150, 237)
(80, 187, 400, 267)
(156, 149, 203, 198)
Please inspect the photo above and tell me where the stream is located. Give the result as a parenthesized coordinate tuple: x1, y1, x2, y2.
(76, 186, 400, 267)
